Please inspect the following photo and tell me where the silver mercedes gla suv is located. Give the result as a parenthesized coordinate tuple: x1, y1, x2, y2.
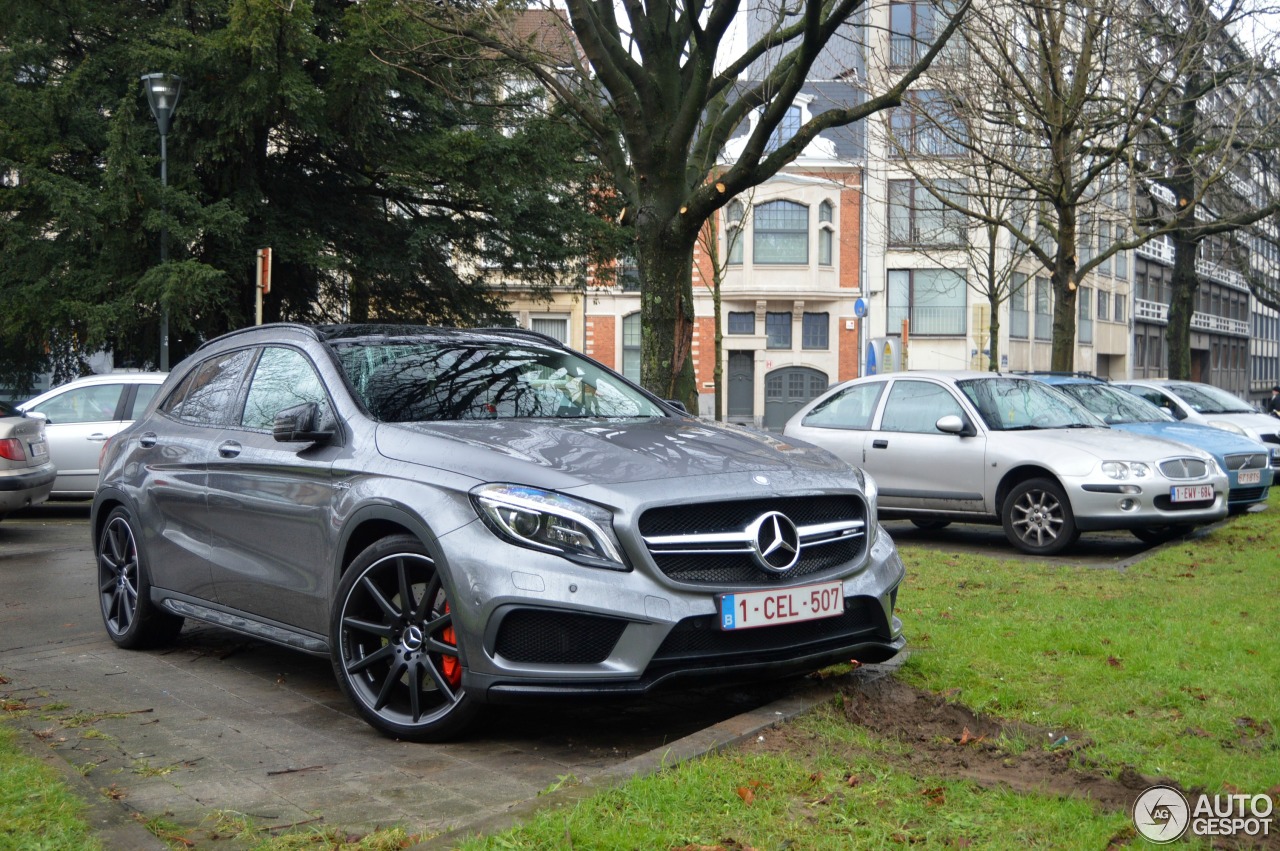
(92, 324, 904, 740)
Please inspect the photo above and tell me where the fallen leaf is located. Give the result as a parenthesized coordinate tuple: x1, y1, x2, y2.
(736, 786, 755, 805)
(1106, 656, 1122, 668)
(845, 773, 862, 787)
(958, 727, 986, 746)
(922, 786, 946, 806)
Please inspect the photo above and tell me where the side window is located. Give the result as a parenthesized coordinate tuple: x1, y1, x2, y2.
(880, 380, 964, 434)
(171, 349, 255, 425)
(801, 382, 885, 429)
(32, 384, 124, 424)
(241, 347, 333, 430)
(129, 383, 162, 417)
(158, 370, 198, 417)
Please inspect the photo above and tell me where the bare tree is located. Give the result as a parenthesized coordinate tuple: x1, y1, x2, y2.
(420, 0, 969, 409)
(1133, 0, 1280, 380)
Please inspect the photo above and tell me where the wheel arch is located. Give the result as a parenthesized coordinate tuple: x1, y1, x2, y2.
(994, 465, 1065, 514)
(91, 486, 132, 551)
(335, 504, 444, 583)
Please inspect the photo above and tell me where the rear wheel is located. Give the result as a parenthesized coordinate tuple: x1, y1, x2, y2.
(331, 535, 478, 742)
(97, 506, 185, 648)
(1001, 478, 1079, 556)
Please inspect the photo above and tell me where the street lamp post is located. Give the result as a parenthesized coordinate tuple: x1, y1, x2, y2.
(141, 72, 182, 371)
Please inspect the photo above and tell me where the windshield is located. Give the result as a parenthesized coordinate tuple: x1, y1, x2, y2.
(958, 377, 1102, 430)
(1055, 383, 1170, 424)
(333, 339, 667, 422)
(1167, 383, 1254, 414)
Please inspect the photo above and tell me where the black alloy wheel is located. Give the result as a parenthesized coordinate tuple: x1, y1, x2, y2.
(97, 506, 184, 648)
(331, 535, 478, 742)
(1001, 478, 1079, 556)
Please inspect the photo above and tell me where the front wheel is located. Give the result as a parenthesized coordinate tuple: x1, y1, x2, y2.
(1001, 478, 1079, 556)
(97, 506, 185, 648)
(330, 535, 479, 742)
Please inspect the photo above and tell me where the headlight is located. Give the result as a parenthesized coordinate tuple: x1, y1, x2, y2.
(1101, 461, 1151, 480)
(471, 484, 628, 571)
(1206, 420, 1247, 437)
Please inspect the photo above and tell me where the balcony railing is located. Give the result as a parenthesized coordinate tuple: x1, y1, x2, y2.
(1135, 299, 1168, 323)
(1137, 236, 1174, 264)
(1190, 312, 1249, 336)
(1195, 257, 1247, 289)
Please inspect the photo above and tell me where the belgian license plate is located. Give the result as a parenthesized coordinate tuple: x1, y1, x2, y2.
(29, 440, 47, 459)
(1238, 470, 1261, 485)
(1171, 484, 1214, 502)
(719, 581, 844, 631)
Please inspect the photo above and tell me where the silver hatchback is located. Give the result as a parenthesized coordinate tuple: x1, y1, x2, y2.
(784, 371, 1229, 555)
(92, 324, 904, 741)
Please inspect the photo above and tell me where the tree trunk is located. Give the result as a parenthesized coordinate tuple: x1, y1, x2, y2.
(635, 221, 699, 412)
(1049, 233, 1079, 372)
(1166, 230, 1199, 380)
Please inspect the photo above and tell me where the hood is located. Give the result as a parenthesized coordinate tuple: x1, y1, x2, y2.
(989, 426, 1215, 477)
(1198, 411, 1280, 440)
(375, 417, 848, 489)
(1109, 421, 1270, 456)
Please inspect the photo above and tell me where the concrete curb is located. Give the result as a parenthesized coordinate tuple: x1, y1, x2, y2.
(412, 657, 906, 850)
(8, 724, 170, 851)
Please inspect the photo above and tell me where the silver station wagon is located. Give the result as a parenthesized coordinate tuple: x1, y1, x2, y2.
(92, 323, 905, 741)
(784, 371, 1229, 555)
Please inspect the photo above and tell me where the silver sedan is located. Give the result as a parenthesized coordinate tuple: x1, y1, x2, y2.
(784, 371, 1229, 555)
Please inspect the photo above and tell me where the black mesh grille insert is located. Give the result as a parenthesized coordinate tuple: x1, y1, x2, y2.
(1227, 487, 1267, 504)
(493, 609, 628, 665)
(651, 598, 887, 666)
(653, 538, 861, 584)
(1153, 495, 1216, 511)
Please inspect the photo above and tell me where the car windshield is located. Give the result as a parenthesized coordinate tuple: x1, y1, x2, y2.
(1167, 382, 1255, 414)
(958, 377, 1102, 430)
(1055, 383, 1170, 424)
(333, 338, 667, 422)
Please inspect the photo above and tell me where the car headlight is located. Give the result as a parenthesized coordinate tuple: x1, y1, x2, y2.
(1206, 420, 1247, 437)
(1101, 461, 1151, 480)
(471, 484, 628, 571)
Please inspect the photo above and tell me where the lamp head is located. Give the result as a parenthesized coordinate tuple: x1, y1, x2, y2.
(141, 73, 182, 135)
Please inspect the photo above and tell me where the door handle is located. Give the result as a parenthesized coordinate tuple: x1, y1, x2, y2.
(139, 432, 158, 448)
(87, 432, 108, 443)
(218, 441, 242, 458)
(872, 439, 889, 449)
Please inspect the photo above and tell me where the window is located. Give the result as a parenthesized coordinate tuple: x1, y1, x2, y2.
(622, 313, 641, 383)
(1097, 287, 1109, 321)
(880, 380, 965, 433)
(887, 269, 967, 335)
(1098, 224, 1112, 275)
(801, 380, 885, 429)
(818, 201, 834, 265)
(888, 179, 966, 246)
(767, 105, 802, 153)
(163, 349, 254, 425)
(1078, 287, 1093, 344)
(30, 383, 124, 424)
(754, 201, 808, 264)
(618, 255, 641, 291)
(1010, 272, 1029, 339)
(766, 312, 792, 349)
(1034, 276, 1052, 340)
(724, 201, 745, 265)
(1114, 293, 1126, 323)
(889, 91, 966, 157)
(241, 347, 332, 431)
(727, 311, 755, 334)
(531, 317, 568, 343)
(889, 1, 962, 67)
(802, 312, 829, 349)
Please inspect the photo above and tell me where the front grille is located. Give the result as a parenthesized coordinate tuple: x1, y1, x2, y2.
(493, 609, 627, 665)
(1227, 487, 1267, 504)
(650, 597, 887, 668)
(1223, 453, 1269, 471)
(639, 496, 867, 586)
(1158, 458, 1209, 480)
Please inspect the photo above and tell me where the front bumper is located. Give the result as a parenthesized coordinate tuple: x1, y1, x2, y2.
(1071, 471, 1229, 531)
(436, 517, 906, 703)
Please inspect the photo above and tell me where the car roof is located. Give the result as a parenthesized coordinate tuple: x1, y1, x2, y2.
(197, 322, 571, 352)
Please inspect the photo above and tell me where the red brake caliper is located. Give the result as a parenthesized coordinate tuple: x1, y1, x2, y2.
(440, 603, 462, 688)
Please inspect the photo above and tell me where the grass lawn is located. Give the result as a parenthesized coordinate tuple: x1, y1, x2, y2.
(2, 494, 1276, 849)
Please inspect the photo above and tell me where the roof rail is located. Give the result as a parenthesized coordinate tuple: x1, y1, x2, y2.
(195, 323, 321, 352)
(472, 326, 569, 348)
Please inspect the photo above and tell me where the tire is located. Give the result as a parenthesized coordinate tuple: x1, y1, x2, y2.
(1001, 478, 1079, 556)
(1131, 525, 1193, 545)
(331, 535, 479, 742)
(96, 506, 185, 649)
(909, 518, 952, 531)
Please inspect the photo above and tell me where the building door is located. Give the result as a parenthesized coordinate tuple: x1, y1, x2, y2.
(763, 367, 828, 431)
(727, 351, 754, 422)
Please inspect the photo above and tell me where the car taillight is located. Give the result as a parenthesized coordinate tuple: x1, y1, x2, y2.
(98, 436, 112, 470)
(0, 438, 26, 461)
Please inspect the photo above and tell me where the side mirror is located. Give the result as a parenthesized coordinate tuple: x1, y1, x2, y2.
(24, 410, 48, 423)
(273, 402, 334, 445)
(665, 399, 689, 414)
(936, 414, 975, 437)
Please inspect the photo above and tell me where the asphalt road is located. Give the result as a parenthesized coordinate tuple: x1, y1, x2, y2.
(0, 503, 1173, 846)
